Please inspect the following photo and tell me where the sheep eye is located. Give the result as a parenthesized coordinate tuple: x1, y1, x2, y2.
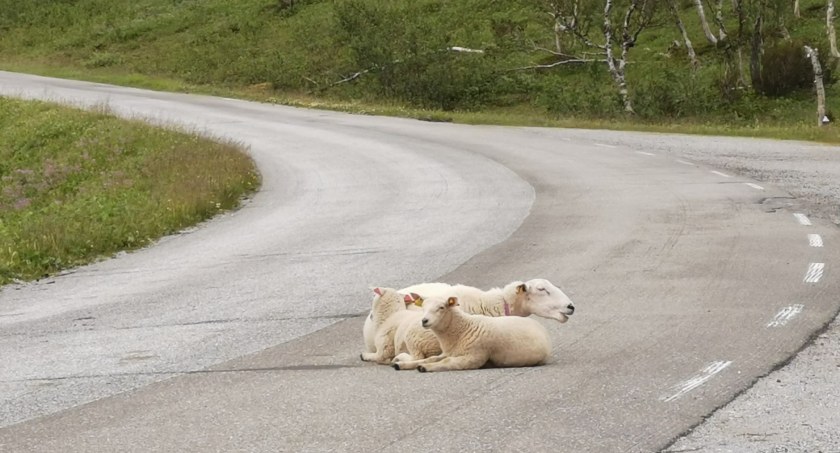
(438, 306, 445, 310)
(537, 287, 550, 295)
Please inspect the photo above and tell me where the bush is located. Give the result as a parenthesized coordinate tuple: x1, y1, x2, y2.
(755, 39, 816, 97)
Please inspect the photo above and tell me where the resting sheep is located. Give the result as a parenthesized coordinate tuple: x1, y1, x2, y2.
(392, 295, 552, 372)
(362, 278, 575, 354)
(359, 287, 415, 365)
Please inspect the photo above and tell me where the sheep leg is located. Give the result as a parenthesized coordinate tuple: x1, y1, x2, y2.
(392, 354, 446, 371)
(417, 354, 487, 373)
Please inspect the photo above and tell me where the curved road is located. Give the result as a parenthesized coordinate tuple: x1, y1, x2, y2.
(1, 72, 838, 452)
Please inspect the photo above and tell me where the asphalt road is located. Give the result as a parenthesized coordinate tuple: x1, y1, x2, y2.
(1, 72, 839, 452)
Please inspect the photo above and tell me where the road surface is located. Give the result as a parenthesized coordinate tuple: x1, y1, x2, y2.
(1, 71, 838, 452)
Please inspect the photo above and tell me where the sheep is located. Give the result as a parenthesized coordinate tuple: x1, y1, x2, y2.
(359, 287, 415, 365)
(392, 295, 552, 372)
(362, 278, 575, 354)
(391, 279, 574, 363)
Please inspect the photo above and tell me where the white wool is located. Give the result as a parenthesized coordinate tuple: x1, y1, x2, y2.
(359, 288, 409, 365)
(387, 279, 575, 363)
(394, 295, 552, 372)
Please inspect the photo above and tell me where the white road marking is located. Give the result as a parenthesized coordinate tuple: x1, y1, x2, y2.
(635, 151, 655, 156)
(808, 234, 824, 247)
(794, 213, 812, 226)
(710, 170, 731, 178)
(595, 143, 617, 148)
(767, 304, 805, 327)
(804, 263, 825, 283)
(662, 361, 732, 402)
(743, 182, 764, 190)
(676, 160, 694, 165)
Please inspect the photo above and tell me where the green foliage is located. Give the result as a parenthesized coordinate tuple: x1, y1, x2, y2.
(0, 0, 837, 126)
(0, 97, 259, 285)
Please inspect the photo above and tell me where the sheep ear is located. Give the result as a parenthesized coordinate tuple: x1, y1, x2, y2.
(373, 287, 382, 296)
(447, 296, 458, 307)
(517, 283, 527, 294)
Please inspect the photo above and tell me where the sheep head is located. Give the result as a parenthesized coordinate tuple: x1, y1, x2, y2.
(420, 296, 459, 330)
(517, 278, 576, 323)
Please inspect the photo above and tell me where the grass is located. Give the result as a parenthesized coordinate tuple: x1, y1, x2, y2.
(0, 97, 260, 286)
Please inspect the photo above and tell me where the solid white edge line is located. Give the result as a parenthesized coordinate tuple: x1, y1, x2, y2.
(635, 151, 655, 156)
(711, 170, 731, 178)
(744, 182, 764, 190)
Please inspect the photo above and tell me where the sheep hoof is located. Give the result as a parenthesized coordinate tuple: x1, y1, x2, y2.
(392, 364, 401, 370)
(418, 366, 427, 373)
(359, 353, 366, 362)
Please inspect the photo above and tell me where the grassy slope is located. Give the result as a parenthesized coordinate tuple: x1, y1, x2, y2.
(0, 97, 260, 285)
(1, 0, 839, 141)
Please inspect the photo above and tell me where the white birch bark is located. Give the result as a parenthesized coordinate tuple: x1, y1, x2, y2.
(804, 45, 828, 126)
(669, 0, 700, 67)
(603, 0, 634, 113)
(695, 0, 718, 44)
(828, 0, 840, 58)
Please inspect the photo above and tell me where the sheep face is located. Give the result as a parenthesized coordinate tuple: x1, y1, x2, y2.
(520, 278, 576, 323)
(420, 296, 459, 330)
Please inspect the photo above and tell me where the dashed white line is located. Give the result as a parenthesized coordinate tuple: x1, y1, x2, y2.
(635, 151, 655, 156)
(804, 263, 825, 283)
(743, 182, 764, 190)
(794, 213, 812, 226)
(808, 234, 824, 247)
(767, 304, 805, 327)
(710, 170, 731, 178)
(595, 143, 617, 148)
(661, 361, 732, 402)
(676, 159, 694, 165)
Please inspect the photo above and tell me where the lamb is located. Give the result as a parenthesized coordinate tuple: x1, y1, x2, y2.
(392, 295, 552, 372)
(359, 287, 415, 365)
(362, 278, 575, 354)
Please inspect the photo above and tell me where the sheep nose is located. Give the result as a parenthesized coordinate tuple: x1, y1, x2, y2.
(421, 318, 429, 327)
(568, 305, 575, 314)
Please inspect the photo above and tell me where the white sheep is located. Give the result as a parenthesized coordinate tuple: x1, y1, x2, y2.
(392, 295, 552, 372)
(362, 278, 575, 354)
(359, 287, 414, 365)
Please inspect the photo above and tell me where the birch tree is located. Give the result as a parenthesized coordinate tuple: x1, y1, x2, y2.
(669, 0, 700, 67)
(804, 45, 828, 126)
(828, 0, 840, 58)
(545, 0, 658, 113)
(694, 0, 719, 44)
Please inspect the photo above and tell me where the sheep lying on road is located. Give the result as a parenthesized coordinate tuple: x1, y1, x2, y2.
(359, 287, 415, 365)
(392, 295, 552, 372)
(363, 278, 575, 354)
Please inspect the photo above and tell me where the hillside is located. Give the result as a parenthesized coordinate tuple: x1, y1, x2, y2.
(0, 0, 838, 135)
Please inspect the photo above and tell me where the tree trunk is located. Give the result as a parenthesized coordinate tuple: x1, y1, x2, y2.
(795, 0, 801, 18)
(749, 13, 763, 88)
(804, 46, 828, 126)
(695, 0, 718, 44)
(828, 0, 840, 58)
(603, 0, 635, 113)
(554, 19, 564, 53)
(714, 0, 728, 41)
(669, 0, 700, 68)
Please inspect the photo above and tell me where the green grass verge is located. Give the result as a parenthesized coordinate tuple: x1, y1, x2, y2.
(0, 97, 260, 286)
